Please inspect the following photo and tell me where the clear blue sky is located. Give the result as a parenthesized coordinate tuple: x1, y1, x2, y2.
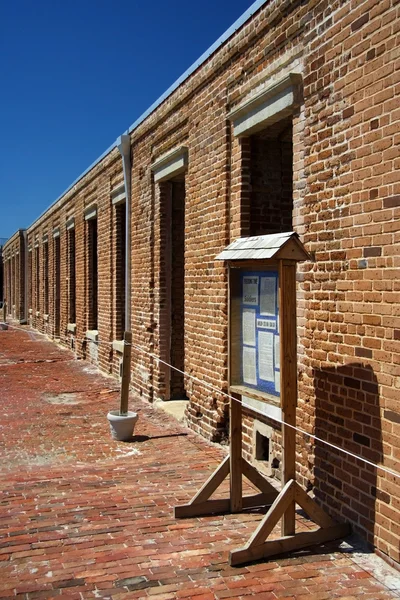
(0, 0, 256, 240)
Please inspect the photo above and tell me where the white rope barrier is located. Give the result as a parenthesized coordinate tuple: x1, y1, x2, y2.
(1, 320, 399, 480)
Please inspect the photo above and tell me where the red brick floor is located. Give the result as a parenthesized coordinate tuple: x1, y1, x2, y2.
(0, 326, 399, 599)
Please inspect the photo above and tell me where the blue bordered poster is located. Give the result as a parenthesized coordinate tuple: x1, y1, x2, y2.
(241, 271, 280, 397)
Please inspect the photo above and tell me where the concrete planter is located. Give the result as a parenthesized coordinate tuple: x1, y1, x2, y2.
(107, 410, 138, 441)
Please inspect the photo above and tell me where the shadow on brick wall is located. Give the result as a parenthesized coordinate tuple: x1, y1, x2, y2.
(313, 363, 382, 548)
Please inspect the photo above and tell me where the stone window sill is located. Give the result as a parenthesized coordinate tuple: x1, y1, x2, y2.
(86, 329, 98, 342)
(112, 340, 124, 354)
(67, 323, 76, 334)
(36, 311, 40, 317)
(44, 314, 49, 322)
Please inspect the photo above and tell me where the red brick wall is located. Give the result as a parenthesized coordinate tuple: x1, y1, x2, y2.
(2, 0, 400, 564)
(294, 0, 400, 562)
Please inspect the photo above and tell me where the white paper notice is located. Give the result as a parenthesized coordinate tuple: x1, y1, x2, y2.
(260, 277, 276, 316)
(242, 308, 256, 346)
(242, 346, 257, 385)
(274, 334, 280, 370)
(243, 276, 259, 306)
(275, 370, 281, 393)
(258, 331, 274, 382)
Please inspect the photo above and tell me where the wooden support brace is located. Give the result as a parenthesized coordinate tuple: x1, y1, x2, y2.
(229, 479, 350, 566)
(230, 523, 350, 566)
(175, 492, 278, 519)
(174, 455, 279, 518)
(191, 455, 230, 504)
(174, 455, 230, 518)
(242, 458, 279, 498)
(246, 479, 295, 548)
(175, 497, 231, 518)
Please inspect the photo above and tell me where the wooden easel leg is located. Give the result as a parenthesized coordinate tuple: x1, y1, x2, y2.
(174, 456, 279, 518)
(279, 260, 297, 537)
(239, 480, 295, 550)
(230, 394, 242, 513)
(174, 396, 279, 518)
(282, 418, 296, 536)
(174, 455, 230, 517)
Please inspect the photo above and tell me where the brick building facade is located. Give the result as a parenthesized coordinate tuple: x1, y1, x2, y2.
(3, 0, 400, 565)
(2, 230, 27, 322)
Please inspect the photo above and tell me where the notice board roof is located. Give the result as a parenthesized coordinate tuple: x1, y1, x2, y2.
(215, 231, 310, 262)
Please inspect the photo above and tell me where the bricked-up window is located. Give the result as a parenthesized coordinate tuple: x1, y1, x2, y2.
(54, 236, 61, 337)
(43, 242, 49, 314)
(87, 218, 98, 330)
(35, 246, 40, 310)
(248, 117, 293, 236)
(67, 229, 76, 323)
(115, 203, 126, 339)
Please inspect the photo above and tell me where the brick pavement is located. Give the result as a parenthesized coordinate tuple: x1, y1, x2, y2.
(0, 326, 399, 599)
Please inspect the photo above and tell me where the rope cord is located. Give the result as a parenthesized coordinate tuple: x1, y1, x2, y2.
(2, 321, 399, 480)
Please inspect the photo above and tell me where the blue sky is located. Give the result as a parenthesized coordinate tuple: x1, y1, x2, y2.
(0, 0, 256, 240)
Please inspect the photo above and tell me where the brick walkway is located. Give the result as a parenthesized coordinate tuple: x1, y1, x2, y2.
(0, 326, 399, 599)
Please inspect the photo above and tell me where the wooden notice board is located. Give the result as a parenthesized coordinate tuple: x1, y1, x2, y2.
(175, 233, 349, 565)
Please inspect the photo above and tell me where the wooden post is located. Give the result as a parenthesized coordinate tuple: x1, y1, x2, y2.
(279, 260, 297, 536)
(120, 330, 132, 415)
(230, 392, 243, 513)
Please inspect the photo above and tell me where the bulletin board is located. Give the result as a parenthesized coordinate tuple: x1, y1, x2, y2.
(176, 238, 344, 566)
(229, 267, 280, 403)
